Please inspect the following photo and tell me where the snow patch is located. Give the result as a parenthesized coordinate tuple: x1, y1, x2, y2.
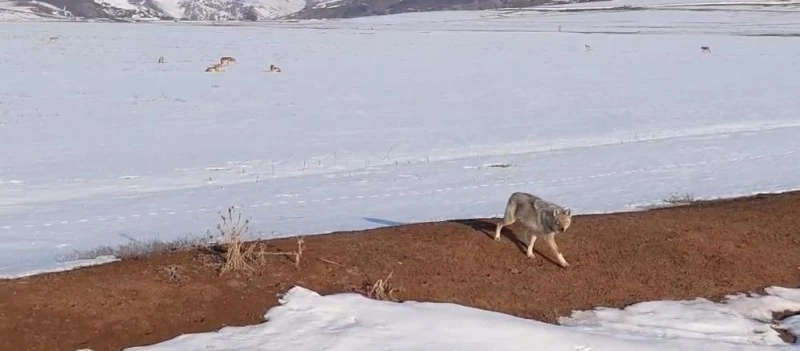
(559, 286, 800, 346)
(311, 0, 345, 9)
(125, 285, 800, 350)
(96, 0, 139, 11)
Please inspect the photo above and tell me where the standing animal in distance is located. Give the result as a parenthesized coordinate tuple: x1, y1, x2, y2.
(700, 46, 711, 54)
(220, 56, 236, 66)
(205, 63, 224, 72)
(157, 56, 166, 63)
(584, 44, 591, 52)
(494, 192, 573, 268)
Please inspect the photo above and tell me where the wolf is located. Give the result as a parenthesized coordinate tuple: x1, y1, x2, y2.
(700, 46, 711, 54)
(494, 192, 573, 268)
(220, 56, 236, 66)
(268, 64, 282, 73)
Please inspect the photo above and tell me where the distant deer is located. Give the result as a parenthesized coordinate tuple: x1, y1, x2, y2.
(268, 64, 282, 73)
(700, 46, 711, 54)
(220, 56, 236, 66)
(157, 56, 166, 63)
(205, 63, 224, 72)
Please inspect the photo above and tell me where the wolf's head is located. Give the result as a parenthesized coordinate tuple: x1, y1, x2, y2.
(553, 207, 572, 232)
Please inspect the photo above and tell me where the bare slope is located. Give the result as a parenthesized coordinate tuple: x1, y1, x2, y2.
(0, 191, 799, 351)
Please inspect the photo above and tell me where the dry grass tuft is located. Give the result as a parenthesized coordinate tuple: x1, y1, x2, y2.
(247, 236, 305, 269)
(212, 206, 306, 275)
(293, 237, 305, 268)
(218, 206, 256, 275)
(365, 271, 401, 301)
(663, 192, 697, 205)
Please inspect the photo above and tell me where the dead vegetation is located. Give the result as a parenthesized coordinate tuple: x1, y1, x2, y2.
(364, 271, 401, 301)
(217, 206, 256, 274)
(60, 235, 211, 262)
(293, 237, 305, 267)
(159, 265, 183, 283)
(62, 205, 306, 276)
(246, 235, 305, 269)
(663, 192, 698, 205)
(213, 206, 307, 275)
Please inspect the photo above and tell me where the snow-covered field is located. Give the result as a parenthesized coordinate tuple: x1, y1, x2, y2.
(2, 0, 800, 278)
(128, 285, 800, 350)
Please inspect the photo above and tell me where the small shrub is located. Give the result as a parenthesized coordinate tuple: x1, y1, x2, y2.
(59, 235, 211, 262)
(663, 192, 697, 205)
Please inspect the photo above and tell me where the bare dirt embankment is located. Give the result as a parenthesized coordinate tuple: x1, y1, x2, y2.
(1, 191, 799, 351)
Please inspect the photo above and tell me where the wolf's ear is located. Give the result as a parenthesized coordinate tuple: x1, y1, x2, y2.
(565, 208, 571, 216)
(552, 208, 560, 216)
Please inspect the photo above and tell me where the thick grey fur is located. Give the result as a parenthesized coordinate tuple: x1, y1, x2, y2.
(493, 192, 573, 267)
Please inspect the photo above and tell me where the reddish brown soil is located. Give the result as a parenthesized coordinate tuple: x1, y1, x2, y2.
(1, 191, 800, 351)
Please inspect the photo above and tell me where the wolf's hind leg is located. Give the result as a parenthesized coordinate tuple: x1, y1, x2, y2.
(494, 200, 517, 241)
(494, 211, 515, 241)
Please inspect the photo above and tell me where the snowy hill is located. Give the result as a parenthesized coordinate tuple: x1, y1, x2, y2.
(0, 0, 610, 21)
(291, 0, 558, 19)
(0, 0, 74, 20)
(0, 0, 305, 21)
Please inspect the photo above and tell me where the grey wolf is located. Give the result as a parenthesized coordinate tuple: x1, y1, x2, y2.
(157, 56, 166, 63)
(700, 46, 711, 54)
(494, 192, 573, 268)
(220, 56, 236, 66)
(268, 64, 282, 72)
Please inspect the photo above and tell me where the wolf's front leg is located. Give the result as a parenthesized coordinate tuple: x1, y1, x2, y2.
(545, 233, 569, 268)
(526, 233, 537, 258)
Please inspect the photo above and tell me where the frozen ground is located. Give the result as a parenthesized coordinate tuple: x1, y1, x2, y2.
(1, 0, 800, 279)
(126, 285, 800, 350)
